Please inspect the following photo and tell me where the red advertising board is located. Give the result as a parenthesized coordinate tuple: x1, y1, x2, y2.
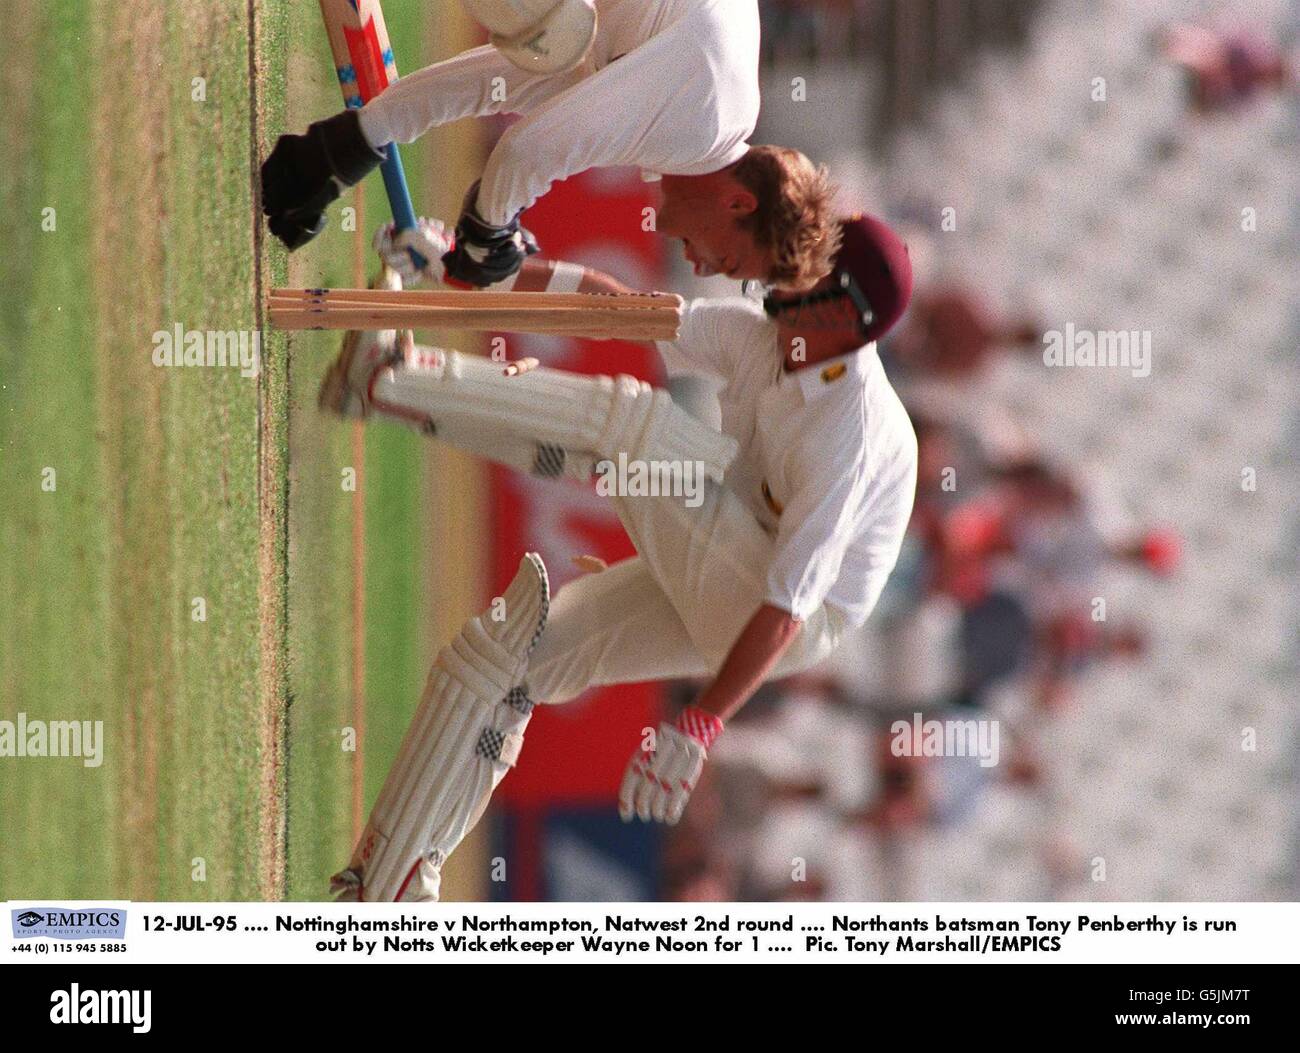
(491, 168, 669, 813)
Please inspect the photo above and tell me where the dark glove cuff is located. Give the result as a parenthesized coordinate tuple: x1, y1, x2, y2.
(457, 179, 520, 242)
(311, 109, 385, 187)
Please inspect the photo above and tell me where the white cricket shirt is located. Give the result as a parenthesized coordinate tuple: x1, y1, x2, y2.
(657, 298, 918, 628)
(363, 0, 760, 223)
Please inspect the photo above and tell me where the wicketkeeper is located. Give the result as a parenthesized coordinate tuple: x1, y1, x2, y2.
(324, 213, 918, 901)
(261, 0, 841, 292)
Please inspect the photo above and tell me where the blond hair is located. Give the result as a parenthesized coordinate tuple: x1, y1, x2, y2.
(731, 146, 841, 291)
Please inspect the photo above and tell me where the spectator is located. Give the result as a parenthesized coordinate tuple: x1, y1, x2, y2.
(891, 285, 1041, 380)
(1162, 22, 1292, 114)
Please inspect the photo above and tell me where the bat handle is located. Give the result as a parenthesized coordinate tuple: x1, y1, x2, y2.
(378, 143, 429, 272)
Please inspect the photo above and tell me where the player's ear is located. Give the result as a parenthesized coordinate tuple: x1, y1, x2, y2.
(726, 188, 758, 216)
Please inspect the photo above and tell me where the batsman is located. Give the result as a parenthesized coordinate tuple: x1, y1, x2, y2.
(326, 212, 918, 901)
(263, 0, 838, 292)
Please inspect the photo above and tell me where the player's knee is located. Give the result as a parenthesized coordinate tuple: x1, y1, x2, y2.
(463, 0, 596, 75)
(525, 651, 588, 707)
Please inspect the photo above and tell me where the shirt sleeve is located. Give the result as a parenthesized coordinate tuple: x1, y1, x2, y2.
(361, 45, 583, 150)
(654, 298, 758, 381)
(765, 423, 872, 622)
(475, 19, 747, 223)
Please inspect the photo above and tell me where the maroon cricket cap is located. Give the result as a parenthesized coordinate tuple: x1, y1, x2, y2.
(834, 214, 913, 343)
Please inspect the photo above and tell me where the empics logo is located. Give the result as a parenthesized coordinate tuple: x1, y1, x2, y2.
(11, 907, 127, 940)
(50, 985, 151, 1034)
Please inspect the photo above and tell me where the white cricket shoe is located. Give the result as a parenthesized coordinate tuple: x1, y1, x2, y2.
(317, 325, 412, 418)
(319, 263, 414, 418)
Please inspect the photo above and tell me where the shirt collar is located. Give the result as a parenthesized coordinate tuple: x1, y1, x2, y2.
(788, 342, 877, 400)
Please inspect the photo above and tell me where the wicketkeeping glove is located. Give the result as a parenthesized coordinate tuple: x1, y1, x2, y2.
(619, 706, 724, 826)
(441, 180, 540, 287)
(261, 109, 385, 251)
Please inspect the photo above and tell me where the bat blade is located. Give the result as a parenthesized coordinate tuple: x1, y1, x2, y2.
(319, 0, 399, 106)
(342, 19, 393, 102)
(317, 0, 423, 259)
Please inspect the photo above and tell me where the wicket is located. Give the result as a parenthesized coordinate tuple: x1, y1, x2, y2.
(268, 288, 683, 341)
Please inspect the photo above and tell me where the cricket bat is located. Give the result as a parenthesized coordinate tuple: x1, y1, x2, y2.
(318, 0, 426, 267)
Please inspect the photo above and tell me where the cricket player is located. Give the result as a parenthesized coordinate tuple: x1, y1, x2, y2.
(261, 0, 841, 291)
(323, 213, 918, 901)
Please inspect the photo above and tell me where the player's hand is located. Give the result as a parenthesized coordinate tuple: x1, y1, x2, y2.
(618, 707, 724, 825)
(262, 109, 384, 251)
(374, 217, 454, 285)
(441, 180, 540, 287)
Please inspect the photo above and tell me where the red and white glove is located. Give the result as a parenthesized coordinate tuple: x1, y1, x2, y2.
(373, 217, 454, 286)
(619, 707, 724, 826)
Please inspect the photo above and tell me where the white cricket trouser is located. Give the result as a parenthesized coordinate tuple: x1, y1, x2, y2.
(373, 346, 847, 702)
(343, 348, 847, 899)
(528, 480, 847, 705)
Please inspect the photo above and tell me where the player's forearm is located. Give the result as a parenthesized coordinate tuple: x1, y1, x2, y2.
(696, 604, 803, 723)
(508, 258, 637, 295)
(577, 268, 638, 295)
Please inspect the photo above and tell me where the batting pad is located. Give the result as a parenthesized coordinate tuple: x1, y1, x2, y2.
(370, 347, 738, 484)
(338, 554, 548, 902)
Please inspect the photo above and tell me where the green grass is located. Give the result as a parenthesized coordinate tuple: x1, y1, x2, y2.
(279, 3, 434, 900)
(0, 0, 451, 903)
(0, 2, 113, 897)
(0, 1, 281, 900)
(278, 14, 369, 900)
(150, 0, 284, 901)
(356, 0, 439, 823)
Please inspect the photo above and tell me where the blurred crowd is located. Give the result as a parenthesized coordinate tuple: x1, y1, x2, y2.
(658, 12, 1295, 901)
(662, 283, 1181, 901)
(1160, 20, 1292, 115)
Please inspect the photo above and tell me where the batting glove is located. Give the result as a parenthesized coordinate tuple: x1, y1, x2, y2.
(373, 217, 454, 286)
(262, 109, 385, 251)
(441, 180, 540, 287)
(619, 707, 724, 826)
